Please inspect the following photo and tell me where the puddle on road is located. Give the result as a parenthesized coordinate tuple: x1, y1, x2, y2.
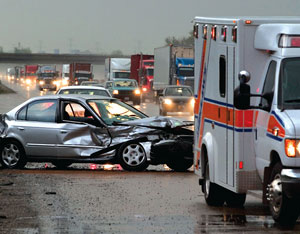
(195, 214, 300, 233)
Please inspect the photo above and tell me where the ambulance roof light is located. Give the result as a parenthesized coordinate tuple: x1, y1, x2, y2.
(232, 26, 237, 43)
(193, 23, 199, 39)
(211, 25, 217, 41)
(279, 34, 300, 48)
(221, 26, 227, 42)
(202, 24, 208, 39)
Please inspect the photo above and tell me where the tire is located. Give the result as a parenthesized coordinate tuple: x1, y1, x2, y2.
(203, 160, 225, 206)
(52, 161, 72, 169)
(0, 140, 27, 169)
(118, 143, 148, 171)
(166, 159, 193, 172)
(225, 191, 246, 207)
(268, 162, 300, 226)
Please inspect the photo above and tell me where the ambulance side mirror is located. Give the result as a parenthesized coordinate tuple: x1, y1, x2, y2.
(234, 71, 251, 109)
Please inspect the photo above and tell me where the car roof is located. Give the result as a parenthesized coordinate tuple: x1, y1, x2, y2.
(5, 95, 117, 118)
(112, 78, 137, 82)
(58, 85, 107, 90)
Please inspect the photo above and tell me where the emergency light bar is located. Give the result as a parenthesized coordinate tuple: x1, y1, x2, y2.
(279, 35, 300, 48)
(202, 24, 208, 39)
(221, 26, 227, 42)
(211, 25, 217, 40)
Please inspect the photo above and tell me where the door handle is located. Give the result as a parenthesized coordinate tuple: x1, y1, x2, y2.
(18, 127, 25, 131)
(60, 130, 67, 134)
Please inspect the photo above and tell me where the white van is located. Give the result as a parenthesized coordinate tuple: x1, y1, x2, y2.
(193, 16, 300, 225)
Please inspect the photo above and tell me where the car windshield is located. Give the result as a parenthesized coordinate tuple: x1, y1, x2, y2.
(87, 99, 146, 125)
(146, 68, 154, 76)
(39, 73, 55, 78)
(59, 89, 110, 97)
(75, 73, 92, 78)
(114, 72, 130, 79)
(178, 67, 194, 77)
(280, 58, 300, 108)
(165, 87, 193, 96)
(114, 80, 137, 87)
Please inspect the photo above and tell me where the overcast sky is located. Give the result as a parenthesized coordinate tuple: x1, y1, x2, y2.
(1, 0, 300, 54)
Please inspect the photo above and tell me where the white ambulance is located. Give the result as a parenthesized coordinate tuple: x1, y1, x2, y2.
(193, 16, 300, 225)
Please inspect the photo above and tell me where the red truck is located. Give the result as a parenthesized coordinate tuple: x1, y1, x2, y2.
(69, 63, 93, 85)
(24, 65, 39, 85)
(130, 54, 154, 102)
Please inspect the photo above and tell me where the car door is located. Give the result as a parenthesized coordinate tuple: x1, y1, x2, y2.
(14, 99, 59, 157)
(56, 100, 111, 158)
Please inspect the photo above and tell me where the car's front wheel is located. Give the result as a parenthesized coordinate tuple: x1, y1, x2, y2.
(0, 140, 27, 169)
(118, 143, 148, 171)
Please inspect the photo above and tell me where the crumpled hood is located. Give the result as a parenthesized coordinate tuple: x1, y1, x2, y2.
(122, 116, 191, 129)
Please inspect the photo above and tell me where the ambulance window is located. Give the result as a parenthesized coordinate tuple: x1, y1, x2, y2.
(219, 56, 226, 97)
(261, 61, 276, 111)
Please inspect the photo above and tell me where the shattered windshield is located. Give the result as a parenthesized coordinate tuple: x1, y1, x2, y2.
(87, 99, 147, 125)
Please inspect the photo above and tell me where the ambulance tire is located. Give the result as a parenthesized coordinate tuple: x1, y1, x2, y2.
(268, 162, 300, 226)
(203, 161, 225, 206)
(225, 191, 246, 207)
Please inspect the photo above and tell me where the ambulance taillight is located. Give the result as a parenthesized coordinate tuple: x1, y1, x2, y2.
(279, 35, 300, 48)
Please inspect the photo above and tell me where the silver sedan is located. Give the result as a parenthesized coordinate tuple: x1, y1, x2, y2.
(0, 95, 194, 171)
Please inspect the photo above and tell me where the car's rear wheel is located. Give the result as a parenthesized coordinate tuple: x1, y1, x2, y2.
(118, 143, 148, 171)
(52, 161, 72, 169)
(0, 140, 27, 169)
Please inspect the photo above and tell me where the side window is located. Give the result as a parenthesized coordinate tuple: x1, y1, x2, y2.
(261, 61, 276, 111)
(17, 106, 27, 120)
(219, 56, 226, 97)
(27, 100, 57, 122)
(62, 102, 96, 125)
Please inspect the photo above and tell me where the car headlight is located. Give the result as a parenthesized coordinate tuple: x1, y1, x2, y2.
(190, 98, 195, 107)
(62, 79, 69, 86)
(25, 79, 31, 85)
(285, 139, 300, 157)
(113, 90, 119, 95)
(164, 99, 172, 105)
(39, 80, 45, 85)
(142, 87, 147, 92)
(134, 89, 141, 95)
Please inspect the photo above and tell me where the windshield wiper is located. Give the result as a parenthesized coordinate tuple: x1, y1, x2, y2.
(285, 98, 300, 103)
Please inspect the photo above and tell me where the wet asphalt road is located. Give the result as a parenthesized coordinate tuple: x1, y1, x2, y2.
(0, 74, 300, 233)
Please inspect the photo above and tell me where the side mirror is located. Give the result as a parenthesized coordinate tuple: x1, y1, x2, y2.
(234, 71, 251, 109)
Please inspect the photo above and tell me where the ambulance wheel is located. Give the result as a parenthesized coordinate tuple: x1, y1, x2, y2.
(268, 162, 300, 226)
(203, 160, 225, 206)
(225, 191, 246, 207)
